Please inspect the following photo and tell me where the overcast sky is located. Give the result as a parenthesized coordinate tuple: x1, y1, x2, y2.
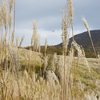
(4, 0, 100, 46)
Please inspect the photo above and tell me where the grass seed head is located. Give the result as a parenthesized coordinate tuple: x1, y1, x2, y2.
(19, 35, 25, 47)
(69, 0, 74, 29)
(82, 16, 91, 37)
(2, 1, 9, 30)
(31, 20, 37, 46)
(9, 0, 15, 12)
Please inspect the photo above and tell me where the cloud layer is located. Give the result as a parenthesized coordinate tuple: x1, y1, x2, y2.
(1, 0, 100, 46)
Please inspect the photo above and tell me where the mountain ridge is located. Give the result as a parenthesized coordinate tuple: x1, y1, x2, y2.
(56, 30, 100, 52)
(25, 30, 100, 58)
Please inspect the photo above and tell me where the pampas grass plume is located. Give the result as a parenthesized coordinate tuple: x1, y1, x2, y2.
(19, 35, 25, 47)
(9, 0, 15, 12)
(44, 56, 48, 72)
(31, 21, 37, 46)
(82, 16, 97, 57)
(2, 1, 8, 30)
(69, 0, 74, 28)
(82, 17, 90, 37)
(33, 34, 40, 51)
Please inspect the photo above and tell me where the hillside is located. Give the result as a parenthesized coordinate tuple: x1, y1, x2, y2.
(25, 30, 100, 58)
(57, 30, 100, 51)
(56, 30, 100, 57)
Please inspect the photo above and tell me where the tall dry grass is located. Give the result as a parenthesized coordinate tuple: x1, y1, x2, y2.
(82, 17, 97, 57)
(0, 0, 100, 100)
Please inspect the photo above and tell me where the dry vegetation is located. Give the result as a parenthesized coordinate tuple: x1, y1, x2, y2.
(0, 0, 100, 100)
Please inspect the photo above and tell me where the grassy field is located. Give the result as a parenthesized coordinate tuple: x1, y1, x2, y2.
(0, 0, 100, 100)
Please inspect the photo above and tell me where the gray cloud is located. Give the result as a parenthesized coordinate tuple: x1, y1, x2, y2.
(73, 0, 100, 30)
(15, 0, 100, 31)
(16, 0, 66, 30)
(0, 0, 100, 46)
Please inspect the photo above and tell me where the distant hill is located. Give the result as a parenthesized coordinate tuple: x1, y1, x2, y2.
(25, 30, 100, 58)
(57, 30, 100, 55)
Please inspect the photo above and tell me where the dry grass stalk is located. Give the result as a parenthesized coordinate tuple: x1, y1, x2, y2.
(52, 53, 57, 72)
(2, 1, 8, 30)
(8, 42, 21, 74)
(44, 38, 47, 57)
(16, 36, 19, 47)
(98, 54, 100, 74)
(33, 34, 40, 52)
(13, 0, 15, 31)
(72, 41, 96, 87)
(82, 17, 97, 57)
(45, 38, 47, 52)
(43, 38, 48, 77)
(31, 21, 37, 46)
(0, 5, 3, 27)
(72, 41, 90, 72)
(0, 0, 99, 99)
(9, 0, 15, 12)
(9, 12, 13, 30)
(46, 70, 59, 100)
(8, 11, 13, 40)
(69, 0, 74, 26)
(68, 0, 74, 41)
(61, 9, 70, 100)
(58, 48, 74, 100)
(19, 35, 25, 47)
(43, 56, 48, 77)
(62, 10, 70, 52)
(46, 70, 59, 85)
(0, 27, 3, 49)
(84, 92, 98, 100)
(12, 29, 15, 44)
(5, 32, 7, 45)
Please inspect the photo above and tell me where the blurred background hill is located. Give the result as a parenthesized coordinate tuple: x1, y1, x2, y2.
(25, 30, 100, 58)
